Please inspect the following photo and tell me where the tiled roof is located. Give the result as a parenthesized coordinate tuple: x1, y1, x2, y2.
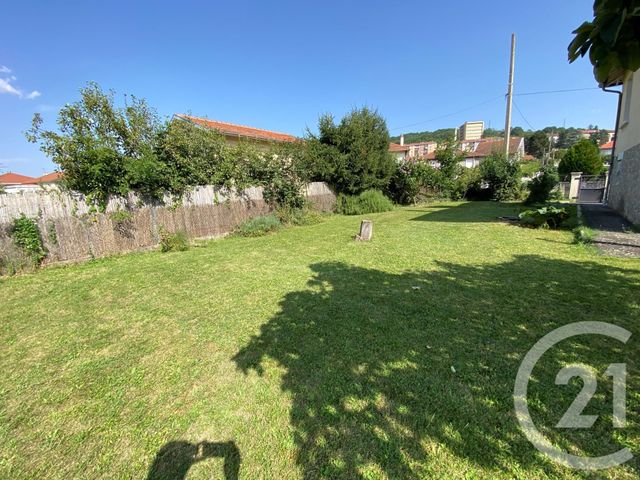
(36, 172, 62, 183)
(0, 172, 38, 185)
(389, 143, 409, 152)
(175, 114, 297, 143)
(599, 140, 615, 150)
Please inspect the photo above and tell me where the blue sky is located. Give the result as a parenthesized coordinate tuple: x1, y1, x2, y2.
(1, 0, 617, 176)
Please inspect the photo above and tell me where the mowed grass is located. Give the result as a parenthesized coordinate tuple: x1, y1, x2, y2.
(1, 202, 639, 479)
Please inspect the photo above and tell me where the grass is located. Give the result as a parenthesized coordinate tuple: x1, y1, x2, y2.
(1, 201, 639, 479)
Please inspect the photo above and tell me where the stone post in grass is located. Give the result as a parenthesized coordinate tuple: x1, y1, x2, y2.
(356, 220, 373, 241)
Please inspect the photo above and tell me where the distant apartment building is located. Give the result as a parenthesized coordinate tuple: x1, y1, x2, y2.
(457, 121, 484, 141)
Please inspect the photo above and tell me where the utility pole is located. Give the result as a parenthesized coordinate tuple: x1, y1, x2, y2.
(504, 33, 516, 159)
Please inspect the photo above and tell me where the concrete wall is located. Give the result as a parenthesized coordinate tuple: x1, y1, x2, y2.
(608, 142, 640, 224)
(0, 182, 336, 266)
(608, 69, 640, 224)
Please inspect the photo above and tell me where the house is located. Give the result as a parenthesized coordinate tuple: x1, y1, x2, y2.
(388, 142, 409, 162)
(457, 121, 484, 141)
(423, 137, 525, 168)
(605, 69, 640, 224)
(578, 129, 615, 143)
(175, 114, 297, 149)
(599, 140, 614, 157)
(0, 172, 61, 193)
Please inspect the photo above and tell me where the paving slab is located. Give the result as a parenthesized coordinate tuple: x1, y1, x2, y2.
(580, 204, 640, 258)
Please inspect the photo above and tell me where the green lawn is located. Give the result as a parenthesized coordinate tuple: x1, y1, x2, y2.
(1, 202, 639, 479)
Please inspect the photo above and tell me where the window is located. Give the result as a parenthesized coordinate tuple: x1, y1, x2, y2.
(622, 73, 633, 126)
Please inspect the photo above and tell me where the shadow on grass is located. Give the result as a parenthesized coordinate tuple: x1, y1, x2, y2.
(234, 256, 640, 478)
(409, 201, 520, 223)
(146, 440, 240, 480)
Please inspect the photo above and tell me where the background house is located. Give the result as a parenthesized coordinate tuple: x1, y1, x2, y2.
(0, 172, 61, 193)
(175, 114, 297, 149)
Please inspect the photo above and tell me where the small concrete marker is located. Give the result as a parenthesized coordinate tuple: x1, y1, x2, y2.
(355, 220, 373, 241)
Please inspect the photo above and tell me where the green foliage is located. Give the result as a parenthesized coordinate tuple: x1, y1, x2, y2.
(452, 166, 484, 200)
(390, 128, 455, 144)
(479, 154, 522, 201)
(558, 139, 604, 175)
(10, 214, 46, 266)
(568, 0, 640, 83)
(308, 107, 396, 195)
(519, 159, 542, 177)
(235, 215, 282, 237)
(386, 162, 438, 204)
(0, 183, 5, 194)
(336, 189, 394, 215)
(573, 226, 596, 244)
(555, 128, 582, 149)
(158, 228, 189, 252)
(524, 131, 550, 159)
(518, 206, 569, 229)
(276, 204, 324, 226)
(590, 129, 610, 145)
(525, 166, 559, 205)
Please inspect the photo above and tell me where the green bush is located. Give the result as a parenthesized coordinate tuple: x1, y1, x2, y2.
(573, 226, 596, 244)
(236, 215, 282, 237)
(159, 228, 189, 252)
(525, 166, 559, 205)
(480, 154, 522, 201)
(276, 205, 324, 226)
(336, 190, 394, 215)
(518, 206, 569, 229)
(10, 214, 46, 266)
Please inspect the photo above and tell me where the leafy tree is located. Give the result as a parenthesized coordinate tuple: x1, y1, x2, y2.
(26, 82, 162, 206)
(479, 154, 521, 201)
(569, 0, 640, 83)
(510, 126, 527, 137)
(589, 129, 610, 145)
(525, 131, 550, 159)
(390, 128, 455, 144)
(558, 139, 604, 175)
(556, 128, 582, 149)
(309, 107, 396, 194)
(482, 128, 503, 138)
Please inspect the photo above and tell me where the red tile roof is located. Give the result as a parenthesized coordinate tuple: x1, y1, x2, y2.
(389, 143, 409, 152)
(0, 172, 38, 185)
(176, 114, 297, 143)
(36, 172, 62, 183)
(599, 140, 615, 150)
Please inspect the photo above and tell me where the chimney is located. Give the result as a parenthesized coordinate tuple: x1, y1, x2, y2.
(400, 134, 404, 146)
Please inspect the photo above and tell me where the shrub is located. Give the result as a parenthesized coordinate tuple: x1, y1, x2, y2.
(336, 190, 394, 215)
(573, 226, 596, 244)
(452, 166, 483, 200)
(276, 205, 324, 226)
(159, 228, 189, 252)
(480, 154, 522, 201)
(518, 206, 569, 229)
(235, 215, 282, 237)
(558, 139, 604, 176)
(525, 166, 559, 205)
(10, 215, 46, 266)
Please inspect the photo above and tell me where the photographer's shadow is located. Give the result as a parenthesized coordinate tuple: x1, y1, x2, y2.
(146, 440, 240, 480)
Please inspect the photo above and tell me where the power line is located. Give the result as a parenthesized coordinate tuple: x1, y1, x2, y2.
(389, 95, 503, 132)
(514, 87, 600, 96)
(513, 100, 535, 130)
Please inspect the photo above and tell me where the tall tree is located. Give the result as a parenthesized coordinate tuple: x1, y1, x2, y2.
(309, 107, 396, 194)
(525, 131, 551, 159)
(558, 139, 604, 175)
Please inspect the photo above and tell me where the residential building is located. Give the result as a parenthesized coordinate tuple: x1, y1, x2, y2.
(457, 121, 484, 141)
(0, 172, 61, 193)
(578, 128, 615, 143)
(423, 137, 524, 168)
(388, 143, 409, 162)
(175, 114, 297, 149)
(599, 140, 614, 157)
(406, 141, 438, 159)
(605, 69, 640, 224)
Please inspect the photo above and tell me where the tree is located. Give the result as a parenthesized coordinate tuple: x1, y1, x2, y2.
(558, 139, 604, 175)
(589, 129, 610, 145)
(569, 0, 640, 83)
(556, 128, 582, 149)
(525, 165, 559, 204)
(479, 153, 521, 201)
(26, 82, 163, 206)
(525, 131, 550, 159)
(308, 107, 396, 194)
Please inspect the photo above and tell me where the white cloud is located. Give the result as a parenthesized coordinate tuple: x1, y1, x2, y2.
(0, 77, 22, 96)
(0, 66, 41, 99)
